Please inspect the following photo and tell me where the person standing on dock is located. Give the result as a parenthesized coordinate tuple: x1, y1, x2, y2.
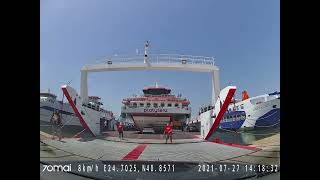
(50, 110, 62, 141)
(117, 122, 124, 140)
(164, 123, 173, 144)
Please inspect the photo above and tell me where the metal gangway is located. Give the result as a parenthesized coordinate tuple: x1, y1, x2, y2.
(94, 54, 215, 66)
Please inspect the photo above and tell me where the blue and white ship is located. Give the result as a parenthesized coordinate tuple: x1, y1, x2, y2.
(219, 91, 280, 130)
(197, 90, 280, 131)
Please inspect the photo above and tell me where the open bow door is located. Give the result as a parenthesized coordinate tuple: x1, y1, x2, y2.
(203, 86, 236, 140)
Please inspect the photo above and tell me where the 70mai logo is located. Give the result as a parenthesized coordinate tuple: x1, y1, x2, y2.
(42, 164, 72, 172)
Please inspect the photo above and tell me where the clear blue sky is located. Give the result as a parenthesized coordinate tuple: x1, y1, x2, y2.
(40, 0, 279, 117)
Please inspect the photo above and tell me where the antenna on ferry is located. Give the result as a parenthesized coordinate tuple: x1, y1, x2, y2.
(144, 41, 149, 64)
(155, 82, 158, 88)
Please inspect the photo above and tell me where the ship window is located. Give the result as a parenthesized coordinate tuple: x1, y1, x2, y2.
(240, 105, 244, 109)
(161, 103, 165, 107)
(168, 103, 172, 107)
(153, 103, 158, 107)
(146, 103, 151, 107)
(139, 103, 144, 107)
(132, 103, 137, 108)
(175, 103, 179, 107)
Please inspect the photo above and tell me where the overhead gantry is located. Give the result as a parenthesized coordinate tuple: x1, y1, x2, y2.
(80, 42, 220, 105)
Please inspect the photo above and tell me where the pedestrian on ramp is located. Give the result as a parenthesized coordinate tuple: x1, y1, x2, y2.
(164, 122, 173, 144)
(117, 122, 124, 140)
(50, 110, 62, 141)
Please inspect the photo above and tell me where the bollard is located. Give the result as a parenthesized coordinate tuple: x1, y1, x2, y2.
(236, 130, 238, 144)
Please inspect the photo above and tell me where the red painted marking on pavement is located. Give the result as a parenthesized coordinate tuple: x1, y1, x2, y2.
(122, 144, 148, 160)
(62, 87, 95, 137)
(208, 140, 261, 151)
(205, 88, 236, 140)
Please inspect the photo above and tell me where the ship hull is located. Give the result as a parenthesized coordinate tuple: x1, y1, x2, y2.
(40, 101, 82, 127)
(132, 115, 171, 133)
(219, 97, 280, 130)
(122, 110, 190, 133)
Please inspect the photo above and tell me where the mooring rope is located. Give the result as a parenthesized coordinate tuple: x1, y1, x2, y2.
(72, 128, 86, 138)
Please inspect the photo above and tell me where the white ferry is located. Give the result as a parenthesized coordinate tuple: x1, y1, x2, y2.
(120, 83, 191, 133)
(40, 90, 80, 127)
(198, 90, 280, 130)
(40, 90, 114, 129)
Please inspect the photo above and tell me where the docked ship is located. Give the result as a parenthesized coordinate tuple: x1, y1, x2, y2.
(40, 90, 79, 127)
(198, 90, 280, 131)
(40, 89, 114, 130)
(120, 83, 191, 133)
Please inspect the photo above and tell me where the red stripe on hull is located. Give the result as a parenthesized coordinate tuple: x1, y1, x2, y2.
(128, 113, 183, 117)
(205, 89, 236, 140)
(62, 87, 95, 137)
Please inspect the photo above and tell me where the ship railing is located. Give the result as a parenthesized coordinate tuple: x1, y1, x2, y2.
(123, 105, 191, 110)
(96, 54, 215, 66)
(123, 98, 187, 101)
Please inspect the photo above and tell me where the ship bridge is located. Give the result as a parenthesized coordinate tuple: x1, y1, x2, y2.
(80, 42, 220, 105)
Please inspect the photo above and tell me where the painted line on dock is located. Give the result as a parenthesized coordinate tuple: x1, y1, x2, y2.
(122, 144, 148, 160)
(208, 141, 261, 151)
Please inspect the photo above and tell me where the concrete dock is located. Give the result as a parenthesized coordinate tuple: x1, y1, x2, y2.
(40, 131, 280, 179)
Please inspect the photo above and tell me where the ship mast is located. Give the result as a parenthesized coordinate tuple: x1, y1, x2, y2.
(144, 41, 149, 64)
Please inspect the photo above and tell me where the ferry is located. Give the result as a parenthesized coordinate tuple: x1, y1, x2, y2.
(40, 90, 80, 127)
(40, 89, 114, 129)
(198, 90, 280, 130)
(120, 83, 191, 133)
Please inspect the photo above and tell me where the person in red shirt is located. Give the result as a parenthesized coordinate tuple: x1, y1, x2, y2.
(117, 122, 124, 140)
(164, 122, 173, 144)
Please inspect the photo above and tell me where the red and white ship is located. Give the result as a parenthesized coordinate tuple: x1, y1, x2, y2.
(121, 83, 191, 133)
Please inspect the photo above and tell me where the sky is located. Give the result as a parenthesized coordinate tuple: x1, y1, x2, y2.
(40, 0, 280, 117)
